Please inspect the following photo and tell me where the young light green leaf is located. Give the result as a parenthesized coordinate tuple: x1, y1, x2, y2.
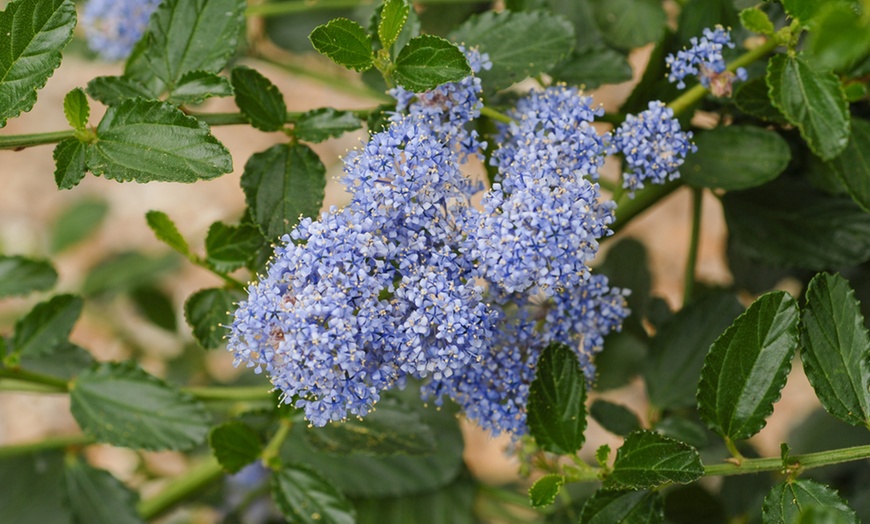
(580, 489, 665, 524)
(86, 76, 156, 106)
(272, 464, 356, 524)
(240, 143, 326, 240)
(86, 98, 232, 183)
(379, 0, 410, 51)
(50, 198, 108, 254)
(592, 0, 667, 50)
(0, 255, 57, 297)
(826, 119, 870, 214)
(529, 475, 564, 508)
(607, 430, 704, 489)
(70, 362, 212, 450)
(740, 7, 775, 36)
(550, 46, 633, 90)
(0, 451, 67, 523)
(145, 210, 191, 257)
(294, 108, 362, 143)
(527, 343, 588, 455)
(309, 18, 374, 72)
(12, 294, 83, 359)
(450, 10, 575, 91)
(184, 288, 241, 349)
(63, 458, 143, 524)
(393, 34, 470, 92)
(697, 291, 800, 441)
(166, 70, 233, 106)
(767, 54, 850, 161)
(682, 126, 790, 190)
(209, 421, 263, 474)
(231, 66, 287, 132)
(801, 273, 870, 428)
(590, 400, 642, 437)
(762, 480, 858, 524)
(130, 285, 177, 332)
(63, 88, 89, 131)
(205, 221, 264, 273)
(0, 0, 76, 127)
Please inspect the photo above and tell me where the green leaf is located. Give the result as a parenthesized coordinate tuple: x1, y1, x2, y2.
(529, 475, 565, 508)
(70, 362, 212, 450)
(20, 341, 94, 380)
(63, 88, 89, 131)
(393, 34, 470, 92)
(209, 420, 263, 474)
(378, 0, 409, 51)
(53, 138, 88, 190)
(309, 18, 374, 72)
(450, 10, 575, 91)
(184, 287, 241, 349)
(63, 458, 143, 524)
(798, 505, 856, 524)
(241, 143, 326, 240)
(807, 5, 870, 73)
(780, 0, 849, 25)
(607, 430, 703, 489)
(734, 77, 787, 124)
(654, 417, 709, 450)
(676, 0, 739, 45)
(801, 273, 870, 427)
(12, 294, 82, 359)
(83, 252, 178, 296)
(580, 489, 665, 524)
(595, 331, 648, 391)
(205, 221, 264, 273)
(145, 210, 191, 257)
(681, 126, 791, 191)
(86, 98, 232, 183)
(740, 7, 775, 35)
(353, 472, 476, 524)
(597, 238, 651, 338)
(644, 292, 744, 410)
(591, 0, 667, 50)
(166, 70, 233, 106)
(590, 400, 642, 437)
(767, 54, 850, 161)
(306, 398, 436, 456)
(231, 66, 287, 132)
(85, 76, 156, 106)
(528, 343, 588, 455)
(723, 178, 870, 270)
(550, 46, 633, 90)
(272, 464, 356, 524)
(294, 108, 362, 143)
(0, 0, 76, 127)
(0, 451, 67, 523)
(826, 119, 870, 214)
(0, 255, 57, 297)
(697, 291, 800, 441)
(130, 285, 177, 332)
(762, 480, 858, 524)
(664, 484, 729, 524)
(50, 198, 108, 254)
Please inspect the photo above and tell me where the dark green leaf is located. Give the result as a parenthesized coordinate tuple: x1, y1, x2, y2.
(595, 331, 648, 391)
(12, 294, 82, 358)
(272, 464, 356, 524)
(0, 255, 57, 297)
(450, 10, 574, 91)
(550, 46, 633, 89)
(393, 34, 470, 92)
(0, 0, 76, 127)
(591, 0, 666, 50)
(86, 99, 232, 183)
(0, 451, 68, 523)
(231, 66, 287, 132)
(240, 143, 326, 240)
(53, 137, 88, 190)
(664, 484, 728, 524)
(590, 400, 641, 437)
(50, 198, 108, 254)
(166, 70, 233, 106)
(145, 210, 190, 257)
(130, 285, 177, 332)
(697, 291, 799, 441)
(740, 7, 776, 35)
(644, 292, 744, 410)
(205, 221, 264, 273)
(209, 421, 262, 474)
(379, 0, 409, 51)
(781, 0, 846, 24)
(734, 77, 787, 123)
(597, 238, 651, 338)
(827, 119, 870, 214)
(309, 18, 374, 72)
(723, 178, 870, 269)
(63, 458, 142, 524)
(681, 126, 790, 190)
(20, 341, 94, 380)
(85, 76, 155, 106)
(353, 472, 476, 524)
(529, 475, 565, 508)
(608, 430, 703, 489)
(654, 417, 708, 450)
(767, 54, 850, 160)
(798, 505, 856, 524)
(295, 108, 362, 143)
(528, 343, 588, 455)
(83, 252, 178, 296)
(580, 489, 664, 524)
(70, 362, 212, 450)
(762, 480, 858, 524)
(63, 88, 89, 131)
(184, 287, 241, 349)
(676, 0, 738, 45)
(801, 273, 870, 427)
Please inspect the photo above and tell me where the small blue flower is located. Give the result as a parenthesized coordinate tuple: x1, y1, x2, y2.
(82, 0, 161, 61)
(666, 25, 747, 95)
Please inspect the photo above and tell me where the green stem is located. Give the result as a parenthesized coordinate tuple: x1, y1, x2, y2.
(0, 434, 94, 459)
(683, 187, 703, 306)
(480, 106, 512, 124)
(0, 368, 68, 392)
(0, 130, 74, 150)
(246, 0, 480, 17)
(704, 444, 870, 478)
(261, 418, 293, 470)
(137, 455, 225, 520)
(184, 385, 273, 402)
(611, 180, 682, 234)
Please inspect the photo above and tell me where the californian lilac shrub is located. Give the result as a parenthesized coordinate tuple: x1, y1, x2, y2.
(666, 25, 748, 95)
(82, 0, 161, 61)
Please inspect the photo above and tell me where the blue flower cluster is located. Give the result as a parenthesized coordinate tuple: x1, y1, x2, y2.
(82, 0, 161, 61)
(666, 25, 747, 94)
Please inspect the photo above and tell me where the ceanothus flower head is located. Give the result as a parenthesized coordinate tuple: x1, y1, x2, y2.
(82, 0, 161, 61)
(665, 25, 748, 95)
